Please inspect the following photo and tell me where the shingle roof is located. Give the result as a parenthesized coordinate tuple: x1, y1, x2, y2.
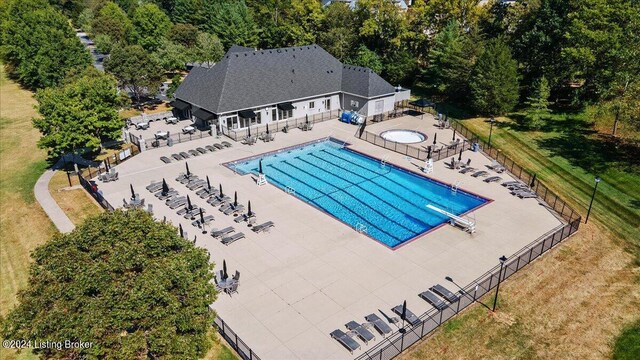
(227, 45, 255, 54)
(341, 65, 396, 98)
(175, 44, 394, 114)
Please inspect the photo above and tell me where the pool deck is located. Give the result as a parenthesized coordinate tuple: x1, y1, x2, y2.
(96, 113, 563, 359)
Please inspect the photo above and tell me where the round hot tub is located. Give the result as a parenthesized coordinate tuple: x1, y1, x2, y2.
(380, 129, 427, 144)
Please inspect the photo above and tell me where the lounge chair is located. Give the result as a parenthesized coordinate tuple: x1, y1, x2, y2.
(419, 290, 448, 310)
(221, 141, 232, 148)
(188, 149, 199, 157)
(196, 147, 208, 154)
(208, 195, 230, 206)
(221, 232, 245, 245)
(234, 211, 254, 223)
(179, 151, 190, 158)
(459, 167, 476, 174)
(169, 198, 187, 209)
(196, 186, 215, 196)
(484, 176, 502, 183)
(224, 205, 244, 215)
(171, 153, 183, 161)
(219, 203, 232, 213)
(471, 170, 489, 177)
(160, 156, 172, 164)
(205, 145, 216, 152)
(345, 321, 375, 344)
(252, 221, 274, 233)
(488, 160, 506, 173)
(177, 205, 198, 216)
(391, 305, 421, 326)
(157, 190, 178, 200)
(502, 180, 522, 187)
(179, 176, 199, 185)
(213, 143, 224, 150)
(364, 314, 392, 336)
(330, 329, 360, 354)
(430, 284, 459, 303)
(211, 226, 235, 238)
(187, 180, 206, 190)
(192, 215, 214, 227)
(517, 192, 538, 199)
(166, 195, 185, 204)
(146, 181, 162, 191)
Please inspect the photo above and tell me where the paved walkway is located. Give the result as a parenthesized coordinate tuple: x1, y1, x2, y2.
(34, 165, 75, 233)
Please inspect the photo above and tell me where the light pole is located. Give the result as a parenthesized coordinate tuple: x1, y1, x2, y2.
(492, 255, 508, 312)
(585, 176, 601, 224)
(488, 117, 496, 148)
(445, 276, 491, 311)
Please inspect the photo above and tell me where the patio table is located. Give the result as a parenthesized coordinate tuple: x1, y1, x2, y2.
(182, 126, 196, 134)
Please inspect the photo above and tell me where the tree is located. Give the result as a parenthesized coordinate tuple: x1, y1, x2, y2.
(32, 68, 123, 157)
(167, 73, 183, 98)
(91, 1, 134, 44)
(0, 0, 91, 89)
(169, 23, 199, 47)
(154, 39, 189, 71)
(598, 81, 640, 136)
(383, 48, 417, 86)
(94, 33, 115, 54)
(104, 44, 164, 104)
(132, 3, 172, 51)
(76, 8, 94, 33)
(49, 0, 85, 22)
(469, 38, 519, 115)
(317, 3, 357, 61)
(200, 0, 258, 48)
(524, 76, 552, 129)
(1, 210, 217, 359)
(194, 32, 225, 67)
(347, 45, 383, 74)
(354, 0, 408, 57)
(426, 20, 478, 101)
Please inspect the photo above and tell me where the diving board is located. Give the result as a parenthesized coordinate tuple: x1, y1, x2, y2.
(426, 204, 476, 233)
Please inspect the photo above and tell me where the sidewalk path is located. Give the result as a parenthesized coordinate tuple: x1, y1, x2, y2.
(34, 166, 75, 233)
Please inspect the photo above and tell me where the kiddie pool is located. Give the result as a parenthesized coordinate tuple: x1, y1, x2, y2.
(380, 129, 427, 144)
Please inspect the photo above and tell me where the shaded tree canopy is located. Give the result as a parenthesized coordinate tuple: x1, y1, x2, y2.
(90, 1, 134, 44)
(470, 38, 519, 115)
(32, 68, 123, 156)
(132, 3, 172, 51)
(1, 210, 217, 359)
(0, 0, 90, 89)
(104, 44, 164, 103)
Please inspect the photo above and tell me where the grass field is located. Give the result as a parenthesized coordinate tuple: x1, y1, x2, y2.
(48, 171, 103, 225)
(399, 108, 640, 359)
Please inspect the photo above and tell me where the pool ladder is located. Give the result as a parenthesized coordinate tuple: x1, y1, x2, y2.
(285, 186, 296, 195)
(355, 223, 368, 234)
(380, 156, 389, 168)
(451, 181, 461, 194)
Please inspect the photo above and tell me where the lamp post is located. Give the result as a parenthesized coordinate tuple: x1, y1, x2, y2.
(492, 255, 508, 312)
(445, 276, 491, 311)
(488, 117, 496, 149)
(585, 176, 601, 224)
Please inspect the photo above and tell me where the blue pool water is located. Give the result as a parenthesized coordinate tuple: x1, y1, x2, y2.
(230, 139, 488, 248)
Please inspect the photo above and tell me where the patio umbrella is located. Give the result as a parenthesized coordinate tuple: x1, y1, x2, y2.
(458, 149, 463, 161)
(199, 209, 207, 234)
(530, 173, 537, 188)
(427, 146, 432, 159)
(247, 125, 251, 137)
(130, 184, 135, 200)
(223, 260, 228, 280)
(247, 200, 252, 216)
(103, 160, 109, 172)
(162, 178, 169, 196)
(234, 191, 238, 207)
(206, 176, 211, 191)
(432, 133, 437, 145)
(401, 300, 407, 324)
(185, 162, 191, 177)
(259, 159, 263, 174)
(219, 183, 223, 197)
(452, 129, 457, 141)
(179, 224, 184, 238)
(306, 114, 309, 124)
(187, 195, 192, 210)
(266, 123, 270, 134)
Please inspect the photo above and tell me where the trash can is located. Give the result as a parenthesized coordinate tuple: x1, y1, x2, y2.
(472, 142, 480, 152)
(167, 137, 173, 147)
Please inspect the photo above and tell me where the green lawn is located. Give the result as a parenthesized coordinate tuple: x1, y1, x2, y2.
(455, 112, 640, 258)
(613, 321, 640, 360)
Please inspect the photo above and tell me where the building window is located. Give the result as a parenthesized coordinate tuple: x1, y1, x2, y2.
(325, 98, 331, 110)
(350, 100, 359, 108)
(272, 106, 277, 121)
(226, 116, 237, 129)
(309, 101, 315, 109)
(278, 109, 292, 120)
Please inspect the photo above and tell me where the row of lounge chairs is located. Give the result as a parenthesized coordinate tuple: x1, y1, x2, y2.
(163, 142, 232, 163)
(502, 180, 538, 198)
(98, 169, 119, 182)
(332, 283, 462, 354)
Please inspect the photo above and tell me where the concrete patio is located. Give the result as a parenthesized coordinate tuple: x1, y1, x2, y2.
(96, 112, 563, 359)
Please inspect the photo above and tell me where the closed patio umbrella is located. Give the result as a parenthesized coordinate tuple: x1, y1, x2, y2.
(401, 300, 407, 326)
(452, 129, 456, 141)
(104, 160, 109, 172)
(247, 200, 252, 216)
(130, 184, 135, 200)
(266, 123, 270, 134)
(433, 133, 437, 145)
(223, 260, 228, 280)
(179, 224, 184, 238)
(427, 146, 432, 159)
(162, 178, 169, 196)
(247, 125, 251, 137)
(234, 191, 238, 207)
(186, 162, 191, 177)
(259, 159, 263, 174)
(305, 114, 310, 125)
(219, 184, 223, 197)
(199, 209, 207, 234)
(458, 149, 463, 161)
(187, 195, 192, 210)
(530, 173, 537, 188)
(206, 176, 211, 191)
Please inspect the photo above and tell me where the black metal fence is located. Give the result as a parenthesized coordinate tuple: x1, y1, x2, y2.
(214, 316, 261, 360)
(355, 218, 580, 360)
(359, 130, 472, 163)
(144, 129, 215, 149)
(77, 171, 115, 211)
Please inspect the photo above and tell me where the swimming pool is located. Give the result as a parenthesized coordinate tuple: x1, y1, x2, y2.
(229, 138, 489, 248)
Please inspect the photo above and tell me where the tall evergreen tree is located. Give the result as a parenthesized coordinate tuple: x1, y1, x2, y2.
(200, 0, 258, 48)
(347, 45, 383, 74)
(469, 38, 519, 115)
(524, 76, 551, 129)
